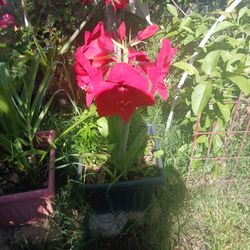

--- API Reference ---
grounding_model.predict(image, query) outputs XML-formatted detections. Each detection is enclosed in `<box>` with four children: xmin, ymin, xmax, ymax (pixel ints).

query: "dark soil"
<box><xmin>0</xmin><ymin>161</ymin><xmax>48</xmax><ymax>196</ymax></box>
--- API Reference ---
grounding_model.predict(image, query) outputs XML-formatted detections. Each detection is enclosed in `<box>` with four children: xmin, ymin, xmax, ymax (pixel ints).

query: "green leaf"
<box><xmin>191</xmin><ymin>82</ymin><xmax>213</xmax><ymax>116</ymax></box>
<box><xmin>25</xmin><ymin>54</ymin><xmax>40</xmax><ymax>105</ymax></box>
<box><xmin>195</xmin><ymin>23</ymin><xmax>208</xmax><ymax>37</ymax></box>
<box><xmin>214</xmin><ymin>21</ymin><xmax>237</xmax><ymax>33</ymax></box>
<box><xmin>0</xmin><ymin>65</ymin><xmax>19</xmax><ymax>136</ymax></box>
<box><xmin>31</xmin><ymin>67</ymin><xmax>54</xmax><ymax>122</ymax></box>
<box><xmin>173</xmin><ymin>62</ymin><xmax>198</xmax><ymax>75</ymax></box>
<box><xmin>217</xmin><ymin>102</ymin><xmax>231</xmax><ymax>122</ymax></box>
<box><xmin>55</xmin><ymin>110</ymin><xmax>95</xmax><ymax>143</ymax></box>
<box><xmin>107</xmin><ymin>116</ymin><xmax>122</xmax><ymax>145</ymax></box>
<box><xmin>213</xmin><ymin>163</ymin><xmax>220</xmax><ymax>178</ymax></box>
<box><xmin>183</xmin><ymin>35</ymin><xmax>196</xmax><ymax>45</ymax></box>
<box><xmin>124</xmin><ymin>127</ymin><xmax>147</xmax><ymax>170</ymax></box>
<box><xmin>167</xmin><ymin>4</ymin><xmax>178</xmax><ymax>17</ymax></box>
<box><xmin>180</xmin><ymin>17</ymin><xmax>192</xmax><ymax>28</ymax></box>
<box><xmin>237</xmin><ymin>6</ymin><xmax>250</xmax><ymax>23</ymax></box>
<box><xmin>212</xmin><ymin>135</ymin><xmax>223</xmax><ymax>154</ymax></box>
<box><xmin>226</xmin><ymin>37</ymin><xmax>241</xmax><ymax>48</ymax></box>
<box><xmin>0</xmin><ymin>133</ymin><xmax>12</xmax><ymax>153</ymax></box>
<box><xmin>0</xmin><ymin>62</ymin><xmax>13</xmax><ymax>90</ymax></box>
<box><xmin>191</xmin><ymin>159</ymin><xmax>202</xmax><ymax>170</ymax></box>
<box><xmin>0</xmin><ymin>43</ymin><xmax>7</xmax><ymax>48</ymax></box>
<box><xmin>215</xmin><ymin>118</ymin><xmax>224</xmax><ymax>132</ymax></box>
<box><xmin>196</xmin><ymin>135</ymin><xmax>207</xmax><ymax>144</ymax></box>
<box><xmin>205</xmin><ymin>115</ymin><xmax>211</xmax><ymax>128</ymax></box>
<box><xmin>180</xmin><ymin>26</ymin><xmax>194</xmax><ymax>34</ymax></box>
<box><xmin>201</xmin><ymin>50</ymin><xmax>221</xmax><ymax>75</ymax></box>
<box><xmin>33</xmin><ymin>93</ymin><xmax>55</xmax><ymax>136</ymax></box>
<box><xmin>220</xmin><ymin>50</ymin><xmax>233</xmax><ymax>62</ymax></box>
<box><xmin>153</xmin><ymin>150</ymin><xmax>164</xmax><ymax>159</ymax></box>
<box><xmin>228</xmin><ymin>76</ymin><xmax>250</xmax><ymax>95</ymax></box>
<box><xmin>97</xmin><ymin>117</ymin><xmax>109</xmax><ymax>138</ymax></box>
<box><xmin>164</xmin><ymin>31</ymin><xmax>179</xmax><ymax>38</ymax></box>
<box><xmin>102</xmin><ymin>166</ymin><xmax>116</xmax><ymax>180</ymax></box>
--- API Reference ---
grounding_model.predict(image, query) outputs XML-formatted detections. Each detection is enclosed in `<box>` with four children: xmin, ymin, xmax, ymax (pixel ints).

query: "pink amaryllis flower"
<box><xmin>147</xmin><ymin>38</ymin><xmax>176</xmax><ymax>100</ymax></box>
<box><xmin>95</xmin><ymin>63</ymin><xmax>155</xmax><ymax>122</ymax></box>
<box><xmin>135</xmin><ymin>24</ymin><xmax>159</xmax><ymax>41</ymax></box>
<box><xmin>0</xmin><ymin>0</ymin><xmax>6</xmax><ymax>5</ymax></box>
<box><xmin>82</xmin><ymin>21</ymin><xmax>115</xmax><ymax>72</ymax></box>
<box><xmin>74</xmin><ymin>47</ymin><xmax>102</xmax><ymax>107</ymax></box>
<box><xmin>0</xmin><ymin>13</ymin><xmax>15</xmax><ymax>29</ymax></box>
<box><xmin>105</xmin><ymin>0</ymin><xmax>128</xmax><ymax>12</ymax></box>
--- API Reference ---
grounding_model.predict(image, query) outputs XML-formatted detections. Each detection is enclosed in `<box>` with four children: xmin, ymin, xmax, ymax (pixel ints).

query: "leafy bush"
<box><xmin>147</xmin><ymin>1</ymin><xmax>250</xmax><ymax>167</ymax></box>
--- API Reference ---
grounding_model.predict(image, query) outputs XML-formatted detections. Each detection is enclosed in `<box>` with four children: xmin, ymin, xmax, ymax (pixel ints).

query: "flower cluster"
<box><xmin>74</xmin><ymin>21</ymin><xmax>176</xmax><ymax>122</ymax></box>
<box><xmin>0</xmin><ymin>13</ymin><xmax>14</xmax><ymax>29</ymax></box>
<box><xmin>0</xmin><ymin>1</ymin><xmax>15</xmax><ymax>29</ymax></box>
<box><xmin>82</xmin><ymin>0</ymin><xmax>128</xmax><ymax>12</ymax></box>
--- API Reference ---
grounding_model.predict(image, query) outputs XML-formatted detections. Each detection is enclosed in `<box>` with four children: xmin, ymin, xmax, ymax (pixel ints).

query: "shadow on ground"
<box><xmin>1</xmin><ymin>167</ymin><xmax>186</xmax><ymax>250</ymax></box>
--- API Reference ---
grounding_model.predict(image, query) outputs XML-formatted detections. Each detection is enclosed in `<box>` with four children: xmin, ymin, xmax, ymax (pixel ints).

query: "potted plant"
<box><xmin>0</xmin><ymin>52</ymin><xmax>57</xmax><ymax>228</ymax></box>
<box><xmin>72</xmin><ymin>16</ymin><xmax>176</xmax><ymax>214</ymax></box>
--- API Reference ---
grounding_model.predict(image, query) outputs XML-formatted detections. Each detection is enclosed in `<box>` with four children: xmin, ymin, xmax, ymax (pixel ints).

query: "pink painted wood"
<box><xmin>0</xmin><ymin>130</ymin><xmax>56</xmax><ymax>228</ymax></box>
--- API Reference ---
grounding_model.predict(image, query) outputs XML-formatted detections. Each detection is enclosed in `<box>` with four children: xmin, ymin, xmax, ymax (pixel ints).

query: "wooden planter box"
<box><xmin>0</xmin><ymin>130</ymin><xmax>56</xmax><ymax>228</ymax></box>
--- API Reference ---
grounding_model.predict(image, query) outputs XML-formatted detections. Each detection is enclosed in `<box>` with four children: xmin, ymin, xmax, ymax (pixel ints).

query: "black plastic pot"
<box><xmin>80</xmin><ymin>124</ymin><xmax>165</xmax><ymax>214</ymax></box>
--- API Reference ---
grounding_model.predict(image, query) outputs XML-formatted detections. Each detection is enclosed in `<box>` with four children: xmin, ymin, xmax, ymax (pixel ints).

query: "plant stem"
<box><xmin>118</xmin><ymin>119</ymin><xmax>130</xmax><ymax>161</ymax></box>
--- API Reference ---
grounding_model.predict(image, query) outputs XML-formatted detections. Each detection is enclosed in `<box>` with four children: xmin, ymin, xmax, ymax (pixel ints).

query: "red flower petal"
<box><xmin>82</xmin><ymin>22</ymin><xmax>115</xmax><ymax>72</ymax></box>
<box><xmin>95</xmin><ymin>63</ymin><xmax>154</xmax><ymax>122</ymax></box>
<box><xmin>74</xmin><ymin>47</ymin><xmax>102</xmax><ymax>106</ymax></box>
<box><xmin>156</xmin><ymin>38</ymin><xmax>176</xmax><ymax>75</ymax></box>
<box><xmin>96</xmin><ymin>82</ymin><xmax>154</xmax><ymax>122</ymax></box>
<box><xmin>129</xmin><ymin>49</ymin><xmax>151</xmax><ymax>63</ymax></box>
<box><xmin>146</xmin><ymin>39</ymin><xmax>176</xmax><ymax>100</ymax></box>
<box><xmin>147</xmin><ymin>66</ymin><xmax>168</xmax><ymax>100</ymax></box>
<box><xmin>118</xmin><ymin>21</ymin><xmax>126</xmax><ymax>40</ymax></box>
<box><xmin>136</xmin><ymin>24</ymin><xmax>159</xmax><ymax>41</ymax></box>
<box><xmin>129</xmin><ymin>48</ymin><xmax>153</xmax><ymax>74</ymax></box>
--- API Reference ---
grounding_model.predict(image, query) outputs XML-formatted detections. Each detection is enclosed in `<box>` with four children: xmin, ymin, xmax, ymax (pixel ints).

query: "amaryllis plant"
<box><xmin>74</xmin><ymin>21</ymin><xmax>176</xmax><ymax>176</ymax></box>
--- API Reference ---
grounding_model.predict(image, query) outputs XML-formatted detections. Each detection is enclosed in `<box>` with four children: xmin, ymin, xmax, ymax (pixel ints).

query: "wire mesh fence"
<box><xmin>188</xmin><ymin>94</ymin><xmax>250</xmax><ymax>182</ymax></box>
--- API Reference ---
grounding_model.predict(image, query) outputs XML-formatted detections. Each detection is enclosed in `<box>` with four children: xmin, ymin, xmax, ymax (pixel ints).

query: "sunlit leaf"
<box><xmin>228</xmin><ymin>76</ymin><xmax>250</xmax><ymax>95</ymax></box>
<box><xmin>196</xmin><ymin>135</ymin><xmax>207</xmax><ymax>144</ymax></box>
<box><xmin>200</xmin><ymin>50</ymin><xmax>221</xmax><ymax>75</ymax></box>
<box><xmin>191</xmin><ymin>82</ymin><xmax>213</xmax><ymax>116</ymax></box>
<box><xmin>214</xmin><ymin>21</ymin><xmax>237</xmax><ymax>33</ymax></box>
<box><xmin>173</xmin><ymin>62</ymin><xmax>198</xmax><ymax>75</ymax></box>
<box><xmin>217</xmin><ymin>102</ymin><xmax>231</xmax><ymax>123</ymax></box>
<box><xmin>167</xmin><ymin>4</ymin><xmax>178</xmax><ymax>17</ymax></box>
<box><xmin>97</xmin><ymin>117</ymin><xmax>109</xmax><ymax>138</ymax></box>
<box><xmin>195</xmin><ymin>24</ymin><xmax>208</xmax><ymax>37</ymax></box>
<box><xmin>212</xmin><ymin>135</ymin><xmax>223</xmax><ymax>154</ymax></box>
<box><xmin>153</xmin><ymin>149</ymin><xmax>164</xmax><ymax>158</ymax></box>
